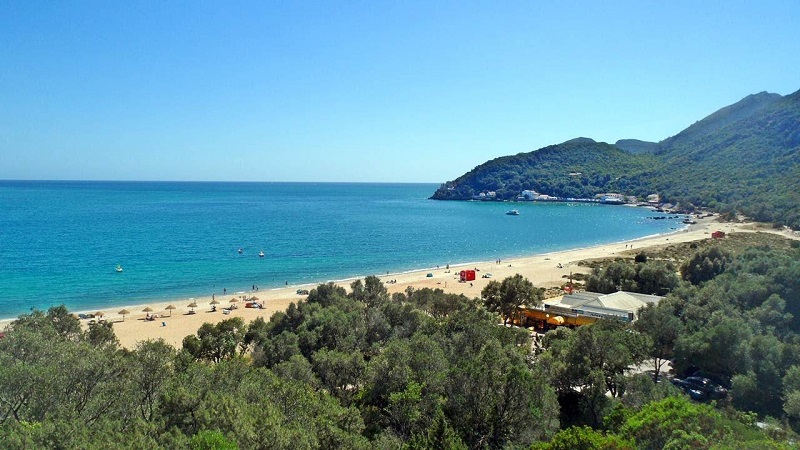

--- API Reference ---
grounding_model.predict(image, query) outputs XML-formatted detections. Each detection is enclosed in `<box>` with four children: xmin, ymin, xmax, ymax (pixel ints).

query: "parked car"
<box><xmin>671</xmin><ymin>376</ymin><xmax>728</xmax><ymax>401</ymax></box>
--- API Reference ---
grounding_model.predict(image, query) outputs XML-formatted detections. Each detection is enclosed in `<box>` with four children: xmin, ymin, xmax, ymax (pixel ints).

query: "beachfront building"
<box><xmin>598</xmin><ymin>193</ymin><xmax>627</xmax><ymax>204</ymax></box>
<box><xmin>518</xmin><ymin>190</ymin><xmax>559</xmax><ymax>202</ymax></box>
<box><xmin>520</xmin><ymin>291</ymin><xmax>664</xmax><ymax>330</ymax></box>
<box><xmin>472</xmin><ymin>191</ymin><xmax>497</xmax><ymax>201</ymax></box>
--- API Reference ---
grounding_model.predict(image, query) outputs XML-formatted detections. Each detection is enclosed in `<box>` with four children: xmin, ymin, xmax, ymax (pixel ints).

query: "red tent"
<box><xmin>460</xmin><ymin>270</ymin><xmax>476</xmax><ymax>281</ymax></box>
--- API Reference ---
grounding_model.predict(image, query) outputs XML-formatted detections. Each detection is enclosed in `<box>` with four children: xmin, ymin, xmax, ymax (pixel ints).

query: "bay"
<box><xmin>0</xmin><ymin>181</ymin><xmax>682</xmax><ymax>319</ymax></box>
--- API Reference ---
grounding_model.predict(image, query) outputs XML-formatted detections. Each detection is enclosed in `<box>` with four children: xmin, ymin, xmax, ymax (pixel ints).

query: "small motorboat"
<box><xmin>238</xmin><ymin>248</ymin><xmax>243</xmax><ymax>254</ymax></box>
<box><xmin>506</xmin><ymin>209</ymin><xmax>520</xmax><ymax>216</ymax></box>
<box><xmin>116</xmin><ymin>265</ymin><xmax>123</xmax><ymax>273</ymax></box>
<box><xmin>259</xmin><ymin>251</ymin><xmax>265</xmax><ymax>258</ymax></box>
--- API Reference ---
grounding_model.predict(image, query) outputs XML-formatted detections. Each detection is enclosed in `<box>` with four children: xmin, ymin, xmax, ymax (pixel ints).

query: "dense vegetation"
<box><xmin>432</xmin><ymin>89</ymin><xmax>800</xmax><ymax>228</ymax></box>
<box><xmin>430</xmin><ymin>138</ymin><xmax>659</xmax><ymax>201</ymax></box>
<box><xmin>2</xmin><ymin>234</ymin><xmax>799</xmax><ymax>448</ymax></box>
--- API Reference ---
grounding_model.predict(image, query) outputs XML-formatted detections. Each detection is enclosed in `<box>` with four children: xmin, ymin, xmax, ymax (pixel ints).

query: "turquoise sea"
<box><xmin>0</xmin><ymin>181</ymin><xmax>684</xmax><ymax>319</ymax></box>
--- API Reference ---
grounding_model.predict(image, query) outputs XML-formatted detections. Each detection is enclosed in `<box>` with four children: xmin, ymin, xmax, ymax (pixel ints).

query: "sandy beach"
<box><xmin>3</xmin><ymin>215</ymin><xmax>795</xmax><ymax>349</ymax></box>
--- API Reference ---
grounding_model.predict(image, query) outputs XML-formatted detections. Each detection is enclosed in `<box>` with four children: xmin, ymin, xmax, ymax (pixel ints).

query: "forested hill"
<box><xmin>652</xmin><ymin>89</ymin><xmax>800</xmax><ymax>226</ymax></box>
<box><xmin>658</xmin><ymin>91</ymin><xmax>782</xmax><ymax>151</ymax></box>
<box><xmin>430</xmin><ymin>139</ymin><xmax>659</xmax><ymax>201</ymax></box>
<box><xmin>430</xmin><ymin>88</ymin><xmax>800</xmax><ymax>228</ymax></box>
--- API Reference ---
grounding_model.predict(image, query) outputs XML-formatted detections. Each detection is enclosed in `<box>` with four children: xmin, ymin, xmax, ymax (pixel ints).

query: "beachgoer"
<box><xmin>223</xmin><ymin>288</ymin><xmax>226</xmax><ymax>294</ymax></box>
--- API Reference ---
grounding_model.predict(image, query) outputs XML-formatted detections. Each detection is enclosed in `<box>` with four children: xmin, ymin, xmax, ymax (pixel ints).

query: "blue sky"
<box><xmin>1</xmin><ymin>1</ymin><xmax>798</xmax><ymax>182</ymax></box>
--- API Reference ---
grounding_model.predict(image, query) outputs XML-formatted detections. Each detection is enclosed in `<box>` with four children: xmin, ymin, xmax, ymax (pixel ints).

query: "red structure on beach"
<box><xmin>712</xmin><ymin>230</ymin><xmax>726</xmax><ymax>239</ymax></box>
<box><xmin>460</xmin><ymin>270</ymin><xmax>476</xmax><ymax>282</ymax></box>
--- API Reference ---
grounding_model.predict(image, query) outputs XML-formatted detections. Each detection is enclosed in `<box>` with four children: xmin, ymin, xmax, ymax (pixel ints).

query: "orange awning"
<box><xmin>547</xmin><ymin>315</ymin><xmax>565</xmax><ymax>325</ymax></box>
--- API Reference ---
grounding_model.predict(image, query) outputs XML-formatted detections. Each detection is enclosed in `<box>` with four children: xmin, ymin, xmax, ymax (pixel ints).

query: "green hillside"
<box><xmin>651</xmin><ymin>89</ymin><xmax>800</xmax><ymax>225</ymax></box>
<box><xmin>431</xmin><ymin>138</ymin><xmax>658</xmax><ymax>201</ymax></box>
<box><xmin>431</xmin><ymin>89</ymin><xmax>800</xmax><ymax>228</ymax></box>
<box><xmin>658</xmin><ymin>91</ymin><xmax>782</xmax><ymax>151</ymax></box>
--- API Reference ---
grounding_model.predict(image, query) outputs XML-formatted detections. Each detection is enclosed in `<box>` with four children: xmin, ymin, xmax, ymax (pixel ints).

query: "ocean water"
<box><xmin>0</xmin><ymin>181</ymin><xmax>683</xmax><ymax>319</ymax></box>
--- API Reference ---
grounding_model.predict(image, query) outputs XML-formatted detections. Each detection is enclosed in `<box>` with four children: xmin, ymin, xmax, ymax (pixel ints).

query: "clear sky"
<box><xmin>1</xmin><ymin>1</ymin><xmax>798</xmax><ymax>183</ymax></box>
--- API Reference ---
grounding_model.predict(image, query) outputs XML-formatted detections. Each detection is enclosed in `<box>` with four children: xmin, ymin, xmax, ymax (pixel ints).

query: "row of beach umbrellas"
<box><xmin>106</xmin><ymin>297</ymin><xmax>253</xmax><ymax>321</ymax></box>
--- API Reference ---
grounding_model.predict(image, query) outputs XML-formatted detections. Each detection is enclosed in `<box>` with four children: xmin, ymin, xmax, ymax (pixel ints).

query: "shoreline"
<box><xmin>0</xmin><ymin>222</ymin><xmax>689</xmax><ymax>319</ymax></box>
<box><xmin>3</xmin><ymin>215</ymin><xmax>794</xmax><ymax>349</ymax></box>
<box><xmin>0</xmin><ymin>216</ymin><xmax>688</xmax><ymax>322</ymax></box>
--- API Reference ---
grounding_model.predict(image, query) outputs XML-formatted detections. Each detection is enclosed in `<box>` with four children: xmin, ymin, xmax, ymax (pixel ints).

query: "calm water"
<box><xmin>0</xmin><ymin>181</ymin><xmax>682</xmax><ymax>318</ymax></box>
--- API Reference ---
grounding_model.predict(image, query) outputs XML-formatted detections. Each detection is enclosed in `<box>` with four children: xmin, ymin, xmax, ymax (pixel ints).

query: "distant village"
<box><xmin>472</xmin><ymin>189</ymin><xmax>665</xmax><ymax>207</ymax></box>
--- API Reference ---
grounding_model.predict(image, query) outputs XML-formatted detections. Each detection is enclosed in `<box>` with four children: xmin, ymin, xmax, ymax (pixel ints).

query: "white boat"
<box><xmin>259</xmin><ymin>251</ymin><xmax>265</xmax><ymax>258</ymax></box>
<box><xmin>506</xmin><ymin>209</ymin><xmax>520</xmax><ymax>216</ymax></box>
<box><xmin>238</xmin><ymin>248</ymin><xmax>243</xmax><ymax>254</ymax></box>
<box><xmin>116</xmin><ymin>265</ymin><xmax>123</xmax><ymax>273</ymax></box>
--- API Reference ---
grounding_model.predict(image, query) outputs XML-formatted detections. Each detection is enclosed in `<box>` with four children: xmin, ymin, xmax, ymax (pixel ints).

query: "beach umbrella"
<box><xmin>118</xmin><ymin>309</ymin><xmax>130</xmax><ymax>321</ymax></box>
<box><xmin>229</xmin><ymin>298</ymin><xmax>239</xmax><ymax>303</ymax></box>
<box><xmin>210</xmin><ymin>299</ymin><xmax>220</xmax><ymax>305</ymax></box>
<box><xmin>142</xmin><ymin>306</ymin><xmax>153</xmax><ymax>312</ymax></box>
<box><xmin>250</xmin><ymin>296</ymin><xmax>259</xmax><ymax>301</ymax></box>
<box><xmin>165</xmin><ymin>305</ymin><xmax>176</xmax><ymax>317</ymax></box>
<box><xmin>94</xmin><ymin>311</ymin><xmax>105</xmax><ymax>317</ymax></box>
<box><xmin>187</xmin><ymin>302</ymin><xmax>198</xmax><ymax>312</ymax></box>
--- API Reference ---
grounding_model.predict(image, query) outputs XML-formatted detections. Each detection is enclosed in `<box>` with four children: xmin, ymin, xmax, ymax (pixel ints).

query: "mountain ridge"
<box><xmin>431</xmin><ymin>89</ymin><xmax>800</xmax><ymax>228</ymax></box>
<box><xmin>658</xmin><ymin>91</ymin><xmax>782</xmax><ymax>152</ymax></box>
